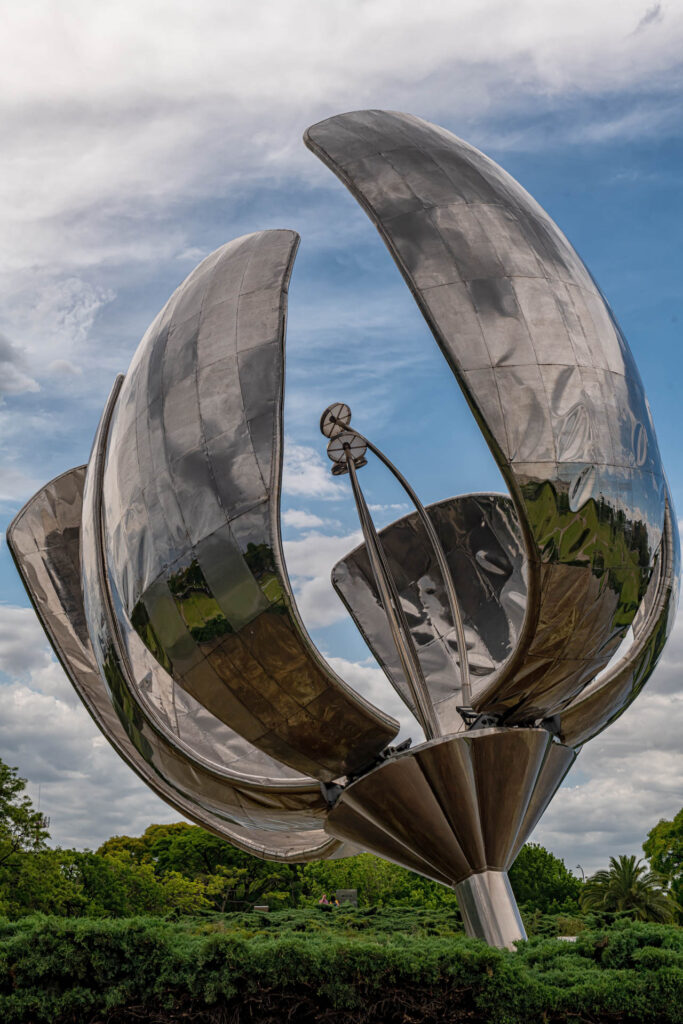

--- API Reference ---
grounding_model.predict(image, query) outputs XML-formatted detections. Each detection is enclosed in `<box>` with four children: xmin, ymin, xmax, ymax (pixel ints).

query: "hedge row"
<box><xmin>0</xmin><ymin>912</ymin><xmax>681</xmax><ymax>1023</ymax></box>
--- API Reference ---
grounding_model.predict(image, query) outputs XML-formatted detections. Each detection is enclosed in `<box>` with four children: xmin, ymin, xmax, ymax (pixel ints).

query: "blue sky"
<box><xmin>0</xmin><ymin>0</ymin><xmax>681</xmax><ymax>874</ymax></box>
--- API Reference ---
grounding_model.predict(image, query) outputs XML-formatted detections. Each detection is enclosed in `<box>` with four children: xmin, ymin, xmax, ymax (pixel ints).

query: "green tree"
<box><xmin>509</xmin><ymin>842</ymin><xmax>582</xmax><ymax>913</ymax></box>
<box><xmin>146</xmin><ymin>826</ymin><xmax>301</xmax><ymax>908</ymax></box>
<box><xmin>0</xmin><ymin>760</ymin><xmax>49</xmax><ymax>868</ymax></box>
<box><xmin>0</xmin><ymin>849</ymin><xmax>86</xmax><ymax>917</ymax></box>
<box><xmin>97</xmin><ymin>822</ymin><xmax>195</xmax><ymax>865</ymax></box>
<box><xmin>301</xmin><ymin>852</ymin><xmax>460</xmax><ymax>909</ymax></box>
<box><xmin>147</xmin><ymin>824</ymin><xmax>247</xmax><ymax>877</ymax></box>
<box><xmin>643</xmin><ymin>808</ymin><xmax>683</xmax><ymax>919</ymax></box>
<box><xmin>98</xmin><ymin>824</ymin><xmax>302</xmax><ymax>910</ymax></box>
<box><xmin>580</xmin><ymin>854</ymin><xmax>676</xmax><ymax>923</ymax></box>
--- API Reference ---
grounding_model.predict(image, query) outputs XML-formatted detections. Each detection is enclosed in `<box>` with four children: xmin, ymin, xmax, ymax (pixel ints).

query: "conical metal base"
<box><xmin>325</xmin><ymin>727</ymin><xmax>575</xmax><ymax>948</ymax></box>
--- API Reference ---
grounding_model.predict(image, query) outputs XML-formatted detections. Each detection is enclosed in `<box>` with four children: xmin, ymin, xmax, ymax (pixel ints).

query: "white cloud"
<box><xmin>48</xmin><ymin>359</ymin><xmax>82</xmax><ymax>377</ymax></box>
<box><xmin>294</xmin><ymin>575</ymin><xmax>349</xmax><ymax>629</ymax></box>
<box><xmin>0</xmin><ymin>0</ymin><xmax>678</xmax><ymax>418</ymax></box>
<box><xmin>1</xmin><ymin>277</ymin><xmax>115</xmax><ymax>370</ymax></box>
<box><xmin>1</xmin><ymin>2</ymin><xmax>680</xmax><ymax>114</ymax></box>
<box><xmin>0</xmin><ymin>605</ymin><xmax>57</xmax><ymax>678</ymax></box>
<box><xmin>283</xmin><ymin>529</ymin><xmax>361</xmax><ymax>579</ymax></box>
<box><xmin>282</xmin><ymin>443</ymin><xmax>346</xmax><ymax>501</ymax></box>
<box><xmin>282</xmin><ymin>508</ymin><xmax>327</xmax><ymax>529</ymax></box>
<box><xmin>0</xmin><ymin>465</ymin><xmax>43</xmax><ymax>507</ymax></box>
<box><xmin>0</xmin><ymin>332</ymin><xmax>39</xmax><ymax>398</ymax></box>
<box><xmin>635</xmin><ymin>3</ymin><xmax>664</xmax><ymax>33</ymax></box>
<box><xmin>0</xmin><ymin>606</ymin><xmax>179</xmax><ymax>847</ymax></box>
<box><xmin>0</xmin><ymin>1</ymin><xmax>680</xmax><ymax>291</ymax></box>
<box><xmin>0</xmin><ymin>680</ymin><xmax>180</xmax><ymax>849</ymax></box>
<box><xmin>368</xmin><ymin>503</ymin><xmax>409</xmax><ymax>513</ymax></box>
<box><xmin>284</xmin><ymin>528</ymin><xmax>362</xmax><ymax>627</ymax></box>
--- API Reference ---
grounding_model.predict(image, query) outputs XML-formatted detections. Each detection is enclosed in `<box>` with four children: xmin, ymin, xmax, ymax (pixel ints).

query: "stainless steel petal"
<box><xmin>332</xmin><ymin>493</ymin><xmax>527</xmax><ymax>733</ymax></box>
<box><xmin>7</xmin><ymin>467</ymin><xmax>345</xmax><ymax>861</ymax></box>
<box><xmin>82</xmin><ymin>377</ymin><xmax>334</xmax><ymax>827</ymax></box>
<box><xmin>560</xmin><ymin>488</ymin><xmax>680</xmax><ymax>748</ymax></box>
<box><xmin>305</xmin><ymin>110</ymin><xmax>667</xmax><ymax>724</ymax></box>
<box><xmin>96</xmin><ymin>230</ymin><xmax>397</xmax><ymax>781</ymax></box>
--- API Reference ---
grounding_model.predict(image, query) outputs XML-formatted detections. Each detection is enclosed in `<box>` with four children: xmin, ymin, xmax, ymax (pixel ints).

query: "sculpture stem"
<box><xmin>454</xmin><ymin>871</ymin><xmax>526</xmax><ymax>950</ymax></box>
<box><xmin>346</xmin><ymin>427</ymin><xmax>472</xmax><ymax>708</ymax></box>
<box><xmin>345</xmin><ymin>450</ymin><xmax>441</xmax><ymax>740</ymax></box>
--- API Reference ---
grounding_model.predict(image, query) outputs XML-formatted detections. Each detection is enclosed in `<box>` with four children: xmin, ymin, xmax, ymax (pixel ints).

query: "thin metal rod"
<box><xmin>345</xmin><ymin>450</ymin><xmax>441</xmax><ymax>740</ymax></box>
<box><xmin>344</xmin><ymin>426</ymin><xmax>472</xmax><ymax>707</ymax></box>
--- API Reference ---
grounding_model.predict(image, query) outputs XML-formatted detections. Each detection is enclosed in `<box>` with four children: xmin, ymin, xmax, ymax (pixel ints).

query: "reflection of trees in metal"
<box><xmin>244</xmin><ymin>544</ymin><xmax>284</xmax><ymax>605</ymax></box>
<box><xmin>167</xmin><ymin>560</ymin><xmax>233</xmax><ymax>644</ymax></box>
<box><xmin>7</xmin><ymin>110</ymin><xmax>679</xmax><ymax>949</ymax></box>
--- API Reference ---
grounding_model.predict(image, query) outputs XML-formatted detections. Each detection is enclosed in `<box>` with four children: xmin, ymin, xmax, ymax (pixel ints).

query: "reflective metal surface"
<box><xmin>455</xmin><ymin>871</ymin><xmax>526</xmax><ymax>950</ymax></box>
<box><xmin>7</xmin><ymin>110</ymin><xmax>678</xmax><ymax>950</ymax></box>
<box><xmin>305</xmin><ymin>110</ymin><xmax>668</xmax><ymax>725</ymax></box>
<box><xmin>6</xmin><ymin>467</ymin><xmax>345</xmax><ymax>861</ymax></box>
<box><xmin>333</xmin><ymin>494</ymin><xmax>527</xmax><ymax>734</ymax></box>
<box><xmin>345</xmin><ymin>448</ymin><xmax>441</xmax><ymax>739</ymax></box>
<box><xmin>560</xmin><ymin>488</ymin><xmax>680</xmax><ymax>747</ymax></box>
<box><xmin>93</xmin><ymin>230</ymin><xmax>397</xmax><ymax>782</ymax></box>
<box><xmin>326</xmin><ymin>728</ymin><xmax>574</xmax><ymax>881</ymax></box>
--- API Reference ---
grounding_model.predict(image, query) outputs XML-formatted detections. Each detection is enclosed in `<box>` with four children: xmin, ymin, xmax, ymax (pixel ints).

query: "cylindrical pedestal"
<box><xmin>455</xmin><ymin>870</ymin><xmax>526</xmax><ymax>950</ymax></box>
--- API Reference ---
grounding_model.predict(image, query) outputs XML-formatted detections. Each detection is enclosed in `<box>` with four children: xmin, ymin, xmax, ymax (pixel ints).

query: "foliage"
<box><xmin>520</xmin><ymin>907</ymin><xmax>589</xmax><ymax>938</ymax></box>
<box><xmin>300</xmin><ymin>851</ymin><xmax>461</xmax><ymax>910</ymax></box>
<box><xmin>0</xmin><ymin>912</ymin><xmax>681</xmax><ymax>1023</ymax></box>
<box><xmin>0</xmin><ymin>756</ymin><xmax>680</xmax><ymax>1020</ymax></box>
<box><xmin>100</xmin><ymin>822</ymin><xmax>304</xmax><ymax>910</ymax></box>
<box><xmin>509</xmin><ymin>842</ymin><xmax>582</xmax><ymax>914</ymax></box>
<box><xmin>0</xmin><ymin>848</ymin><xmax>211</xmax><ymax>919</ymax></box>
<box><xmin>644</xmin><ymin>808</ymin><xmax>683</xmax><ymax>921</ymax></box>
<box><xmin>580</xmin><ymin>855</ymin><xmax>676</xmax><ymax>923</ymax></box>
<box><xmin>0</xmin><ymin>762</ymin><xmax>49</xmax><ymax>870</ymax></box>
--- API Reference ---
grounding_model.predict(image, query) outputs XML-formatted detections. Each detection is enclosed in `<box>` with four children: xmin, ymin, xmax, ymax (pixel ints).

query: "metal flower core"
<box><xmin>7</xmin><ymin>110</ymin><xmax>680</xmax><ymax>949</ymax></box>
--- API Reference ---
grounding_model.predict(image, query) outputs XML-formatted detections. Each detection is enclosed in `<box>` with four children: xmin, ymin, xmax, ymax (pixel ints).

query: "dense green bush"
<box><xmin>0</xmin><ymin>911</ymin><xmax>680</xmax><ymax>1023</ymax></box>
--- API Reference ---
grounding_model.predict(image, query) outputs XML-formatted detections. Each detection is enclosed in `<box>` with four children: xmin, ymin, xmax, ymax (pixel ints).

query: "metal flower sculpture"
<box><xmin>8</xmin><ymin>111</ymin><xmax>679</xmax><ymax>949</ymax></box>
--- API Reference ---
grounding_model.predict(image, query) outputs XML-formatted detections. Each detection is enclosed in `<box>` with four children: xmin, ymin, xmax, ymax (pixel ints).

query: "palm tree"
<box><xmin>580</xmin><ymin>854</ymin><xmax>676</xmax><ymax>923</ymax></box>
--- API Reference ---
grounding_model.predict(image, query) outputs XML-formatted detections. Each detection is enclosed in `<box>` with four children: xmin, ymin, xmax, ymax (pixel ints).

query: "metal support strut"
<box><xmin>345</xmin><ymin>448</ymin><xmax>441</xmax><ymax>739</ymax></box>
<box><xmin>321</xmin><ymin>403</ymin><xmax>472</xmax><ymax>711</ymax></box>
